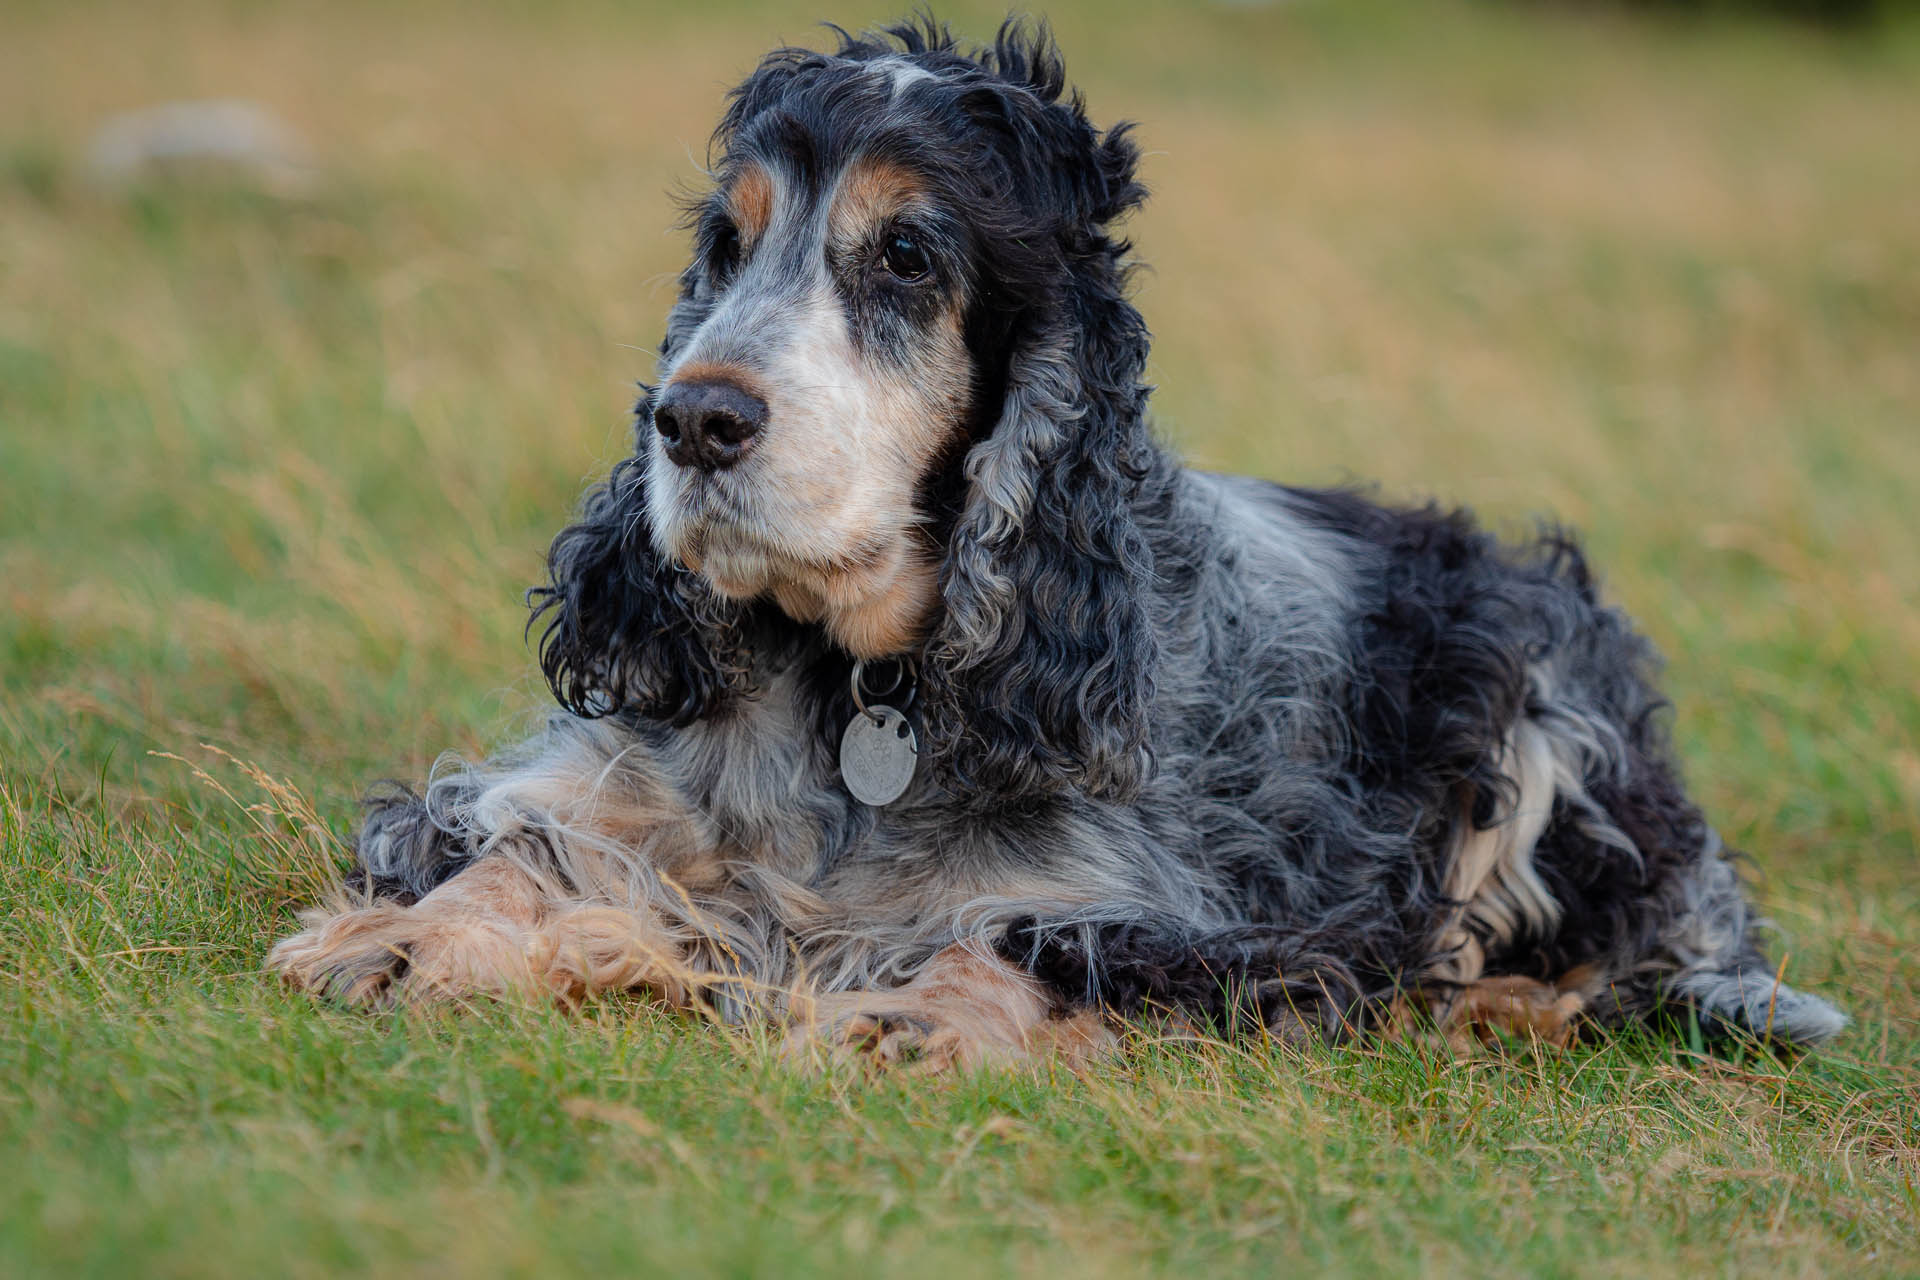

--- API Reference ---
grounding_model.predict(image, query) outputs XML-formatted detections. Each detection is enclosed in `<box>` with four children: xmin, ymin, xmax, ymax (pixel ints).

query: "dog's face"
<box><xmin>645</xmin><ymin>58</ymin><xmax>992</xmax><ymax>659</ymax></box>
<box><xmin>537</xmin><ymin>23</ymin><xmax>1158</xmax><ymax>797</ymax></box>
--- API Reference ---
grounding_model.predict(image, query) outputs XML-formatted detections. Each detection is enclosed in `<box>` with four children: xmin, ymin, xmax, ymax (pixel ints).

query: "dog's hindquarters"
<box><xmin>1086</xmin><ymin>483</ymin><xmax>1852</xmax><ymax>1049</ymax></box>
<box><xmin>1411</xmin><ymin>538</ymin><xmax>1848</xmax><ymax>1048</ymax></box>
<box><xmin>1525</xmin><ymin>730</ymin><xmax>1849</xmax><ymax>1046</ymax></box>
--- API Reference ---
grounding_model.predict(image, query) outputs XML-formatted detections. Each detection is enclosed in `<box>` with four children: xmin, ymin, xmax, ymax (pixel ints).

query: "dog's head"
<box><xmin>533</xmin><ymin>19</ymin><xmax>1158</xmax><ymax>800</ymax></box>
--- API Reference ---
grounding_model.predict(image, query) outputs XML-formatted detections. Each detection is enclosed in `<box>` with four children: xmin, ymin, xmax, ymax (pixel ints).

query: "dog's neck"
<box><xmin>764</xmin><ymin>536</ymin><xmax>942</xmax><ymax>660</ymax></box>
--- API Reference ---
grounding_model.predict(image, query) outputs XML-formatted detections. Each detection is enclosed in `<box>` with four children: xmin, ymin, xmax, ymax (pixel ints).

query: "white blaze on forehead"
<box><xmin>874</xmin><ymin>57</ymin><xmax>935</xmax><ymax>99</ymax></box>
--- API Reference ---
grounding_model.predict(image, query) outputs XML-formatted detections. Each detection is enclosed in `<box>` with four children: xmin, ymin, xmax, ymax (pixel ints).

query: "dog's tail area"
<box><xmin>1650</xmin><ymin>849</ymin><xmax>1849</xmax><ymax>1048</ymax></box>
<box><xmin>1672</xmin><ymin>964</ymin><xmax>1850</xmax><ymax>1047</ymax></box>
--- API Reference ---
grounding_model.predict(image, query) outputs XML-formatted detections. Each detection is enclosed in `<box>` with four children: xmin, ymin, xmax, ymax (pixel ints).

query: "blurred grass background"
<box><xmin>2</xmin><ymin>1</ymin><xmax>1916</xmax><ymax>1276</ymax></box>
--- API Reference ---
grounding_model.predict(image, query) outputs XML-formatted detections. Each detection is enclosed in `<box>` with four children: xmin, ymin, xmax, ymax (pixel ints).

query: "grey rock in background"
<box><xmin>86</xmin><ymin>99</ymin><xmax>316</xmax><ymax>194</ymax></box>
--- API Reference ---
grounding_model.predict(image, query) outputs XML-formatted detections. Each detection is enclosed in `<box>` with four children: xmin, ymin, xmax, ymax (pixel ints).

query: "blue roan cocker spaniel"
<box><xmin>272</xmin><ymin>19</ymin><xmax>1847</xmax><ymax>1067</ymax></box>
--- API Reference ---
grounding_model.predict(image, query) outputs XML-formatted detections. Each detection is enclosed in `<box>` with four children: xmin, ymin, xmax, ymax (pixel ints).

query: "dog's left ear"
<box><xmin>923</xmin><ymin>49</ymin><xmax>1158</xmax><ymax>803</ymax></box>
<box><xmin>528</xmin><ymin>388</ymin><xmax>749</xmax><ymax>726</ymax></box>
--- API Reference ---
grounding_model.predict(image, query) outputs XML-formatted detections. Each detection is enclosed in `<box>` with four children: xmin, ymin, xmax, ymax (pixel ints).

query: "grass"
<box><xmin>2</xmin><ymin>0</ymin><xmax>1917</xmax><ymax>1274</ymax></box>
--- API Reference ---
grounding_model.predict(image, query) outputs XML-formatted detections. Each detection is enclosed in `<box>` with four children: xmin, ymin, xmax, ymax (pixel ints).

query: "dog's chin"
<box><xmin>669</xmin><ymin>523</ymin><xmax>939</xmax><ymax>660</ymax></box>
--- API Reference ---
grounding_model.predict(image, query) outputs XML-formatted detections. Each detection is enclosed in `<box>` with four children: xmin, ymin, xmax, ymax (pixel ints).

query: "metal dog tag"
<box><xmin>840</xmin><ymin>705</ymin><xmax>918</xmax><ymax>807</ymax></box>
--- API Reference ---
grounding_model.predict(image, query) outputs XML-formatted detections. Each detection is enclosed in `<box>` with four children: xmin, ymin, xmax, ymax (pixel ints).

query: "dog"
<box><xmin>270</xmin><ymin>19</ymin><xmax>1847</xmax><ymax>1068</ymax></box>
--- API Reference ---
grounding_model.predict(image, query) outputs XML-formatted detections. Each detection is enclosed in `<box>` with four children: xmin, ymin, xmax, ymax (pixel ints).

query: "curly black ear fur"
<box><xmin>528</xmin><ymin>389</ymin><xmax>749</xmax><ymax>726</ymax></box>
<box><xmin>922</xmin><ymin>26</ymin><xmax>1159</xmax><ymax>804</ymax></box>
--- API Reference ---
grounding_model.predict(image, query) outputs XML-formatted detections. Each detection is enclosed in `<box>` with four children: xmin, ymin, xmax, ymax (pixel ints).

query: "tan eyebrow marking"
<box><xmin>827</xmin><ymin>158</ymin><xmax>926</xmax><ymax>247</ymax></box>
<box><xmin>726</xmin><ymin>164</ymin><xmax>774</xmax><ymax>245</ymax></box>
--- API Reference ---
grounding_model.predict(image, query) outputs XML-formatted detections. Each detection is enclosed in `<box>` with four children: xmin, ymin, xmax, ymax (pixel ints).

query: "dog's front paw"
<box><xmin>269</xmin><ymin>904</ymin><xmax>538</xmax><ymax>1007</ymax></box>
<box><xmin>269</xmin><ymin>905</ymin><xmax>416</xmax><ymax>1006</ymax></box>
<box><xmin>784</xmin><ymin>995</ymin><xmax>1000</xmax><ymax>1073</ymax></box>
<box><xmin>783</xmin><ymin>986</ymin><xmax>1115</xmax><ymax>1075</ymax></box>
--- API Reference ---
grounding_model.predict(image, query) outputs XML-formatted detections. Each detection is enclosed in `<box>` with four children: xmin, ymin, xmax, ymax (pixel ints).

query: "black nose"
<box><xmin>652</xmin><ymin>378</ymin><xmax>768</xmax><ymax>471</ymax></box>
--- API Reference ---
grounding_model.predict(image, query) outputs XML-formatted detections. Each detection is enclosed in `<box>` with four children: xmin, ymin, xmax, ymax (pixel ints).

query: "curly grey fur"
<box><xmin>340</xmin><ymin>18</ymin><xmax>1846</xmax><ymax>1050</ymax></box>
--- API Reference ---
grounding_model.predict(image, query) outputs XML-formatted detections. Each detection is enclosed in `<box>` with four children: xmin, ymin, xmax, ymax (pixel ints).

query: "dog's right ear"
<box><xmin>528</xmin><ymin>388</ymin><xmax>748</xmax><ymax>726</ymax></box>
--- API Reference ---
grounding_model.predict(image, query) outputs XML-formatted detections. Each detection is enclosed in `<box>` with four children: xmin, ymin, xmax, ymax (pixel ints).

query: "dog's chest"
<box><xmin>668</xmin><ymin>677</ymin><xmax>863</xmax><ymax>876</ymax></box>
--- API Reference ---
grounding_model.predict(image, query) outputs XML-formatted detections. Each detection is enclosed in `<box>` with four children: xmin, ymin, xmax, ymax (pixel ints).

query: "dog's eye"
<box><xmin>881</xmin><ymin>234</ymin><xmax>930</xmax><ymax>282</ymax></box>
<box><xmin>710</xmin><ymin>223</ymin><xmax>742</xmax><ymax>280</ymax></box>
